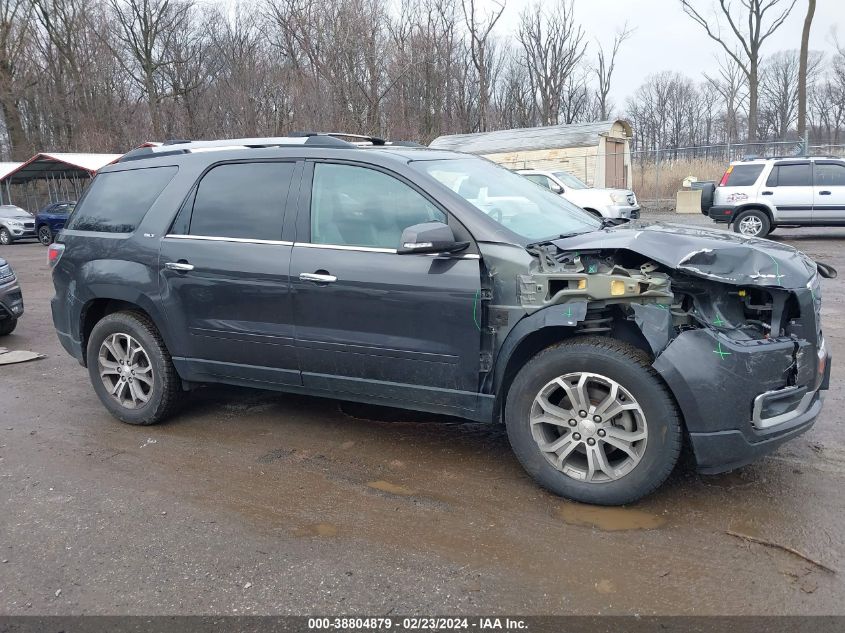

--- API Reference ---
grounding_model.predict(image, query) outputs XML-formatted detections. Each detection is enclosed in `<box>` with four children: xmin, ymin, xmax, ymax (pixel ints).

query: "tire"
<box><xmin>732</xmin><ymin>209</ymin><xmax>771</xmax><ymax>238</ymax></box>
<box><xmin>0</xmin><ymin>318</ymin><xmax>17</xmax><ymax>336</ymax></box>
<box><xmin>504</xmin><ymin>336</ymin><xmax>682</xmax><ymax>506</ymax></box>
<box><xmin>86</xmin><ymin>311</ymin><xmax>182</xmax><ymax>425</ymax></box>
<box><xmin>0</xmin><ymin>228</ymin><xmax>12</xmax><ymax>245</ymax></box>
<box><xmin>38</xmin><ymin>225</ymin><xmax>53</xmax><ymax>245</ymax></box>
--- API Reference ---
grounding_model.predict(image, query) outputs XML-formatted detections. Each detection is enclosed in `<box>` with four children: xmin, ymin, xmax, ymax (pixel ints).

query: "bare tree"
<box><xmin>461</xmin><ymin>0</ymin><xmax>504</xmax><ymax>132</ymax></box>
<box><xmin>108</xmin><ymin>0</ymin><xmax>196</xmax><ymax>139</ymax></box>
<box><xmin>516</xmin><ymin>0</ymin><xmax>586</xmax><ymax>126</ymax></box>
<box><xmin>0</xmin><ymin>0</ymin><xmax>31</xmax><ymax>158</ymax></box>
<box><xmin>593</xmin><ymin>23</ymin><xmax>633</xmax><ymax>120</ymax></box>
<box><xmin>704</xmin><ymin>55</ymin><xmax>748</xmax><ymax>143</ymax></box>
<box><xmin>797</xmin><ymin>0</ymin><xmax>815</xmax><ymax>140</ymax></box>
<box><xmin>680</xmin><ymin>0</ymin><xmax>797</xmax><ymax>142</ymax></box>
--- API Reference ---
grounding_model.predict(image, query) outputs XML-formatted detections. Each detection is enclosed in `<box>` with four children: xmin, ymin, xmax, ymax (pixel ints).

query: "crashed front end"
<box><xmin>520</xmin><ymin>224</ymin><xmax>831</xmax><ymax>474</ymax></box>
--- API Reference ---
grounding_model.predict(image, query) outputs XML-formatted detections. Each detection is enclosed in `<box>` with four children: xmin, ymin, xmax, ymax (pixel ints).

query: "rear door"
<box><xmin>289</xmin><ymin>160</ymin><xmax>482</xmax><ymax>414</ymax></box>
<box><xmin>159</xmin><ymin>160</ymin><xmax>301</xmax><ymax>385</ymax></box>
<box><xmin>762</xmin><ymin>161</ymin><xmax>813</xmax><ymax>223</ymax></box>
<box><xmin>812</xmin><ymin>161</ymin><xmax>845</xmax><ymax>224</ymax></box>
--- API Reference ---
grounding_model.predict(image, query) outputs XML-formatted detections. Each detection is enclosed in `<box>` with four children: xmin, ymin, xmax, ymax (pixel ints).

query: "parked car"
<box><xmin>35</xmin><ymin>201</ymin><xmax>76</xmax><ymax>245</ymax></box>
<box><xmin>0</xmin><ymin>205</ymin><xmax>36</xmax><ymax>245</ymax></box>
<box><xmin>0</xmin><ymin>257</ymin><xmax>23</xmax><ymax>335</ymax></box>
<box><xmin>516</xmin><ymin>168</ymin><xmax>640</xmax><ymax>220</ymax></box>
<box><xmin>702</xmin><ymin>156</ymin><xmax>845</xmax><ymax>237</ymax></box>
<box><xmin>49</xmin><ymin>134</ymin><xmax>833</xmax><ymax>505</ymax></box>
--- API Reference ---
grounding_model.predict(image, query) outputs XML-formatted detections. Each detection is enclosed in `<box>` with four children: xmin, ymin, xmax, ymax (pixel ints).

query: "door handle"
<box><xmin>819</xmin><ymin>190</ymin><xmax>832</xmax><ymax>195</ymax></box>
<box><xmin>299</xmin><ymin>272</ymin><xmax>337</xmax><ymax>283</ymax></box>
<box><xmin>165</xmin><ymin>261</ymin><xmax>194</xmax><ymax>272</ymax></box>
<box><xmin>762</xmin><ymin>191</ymin><xmax>773</xmax><ymax>195</ymax></box>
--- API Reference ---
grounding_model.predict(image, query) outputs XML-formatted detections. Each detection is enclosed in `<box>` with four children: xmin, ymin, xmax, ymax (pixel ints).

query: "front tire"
<box><xmin>505</xmin><ymin>336</ymin><xmax>682</xmax><ymax>505</ymax></box>
<box><xmin>0</xmin><ymin>318</ymin><xmax>17</xmax><ymax>336</ymax></box>
<box><xmin>0</xmin><ymin>228</ymin><xmax>12</xmax><ymax>245</ymax></box>
<box><xmin>38</xmin><ymin>225</ymin><xmax>53</xmax><ymax>245</ymax></box>
<box><xmin>732</xmin><ymin>209</ymin><xmax>770</xmax><ymax>237</ymax></box>
<box><xmin>86</xmin><ymin>311</ymin><xmax>182</xmax><ymax>425</ymax></box>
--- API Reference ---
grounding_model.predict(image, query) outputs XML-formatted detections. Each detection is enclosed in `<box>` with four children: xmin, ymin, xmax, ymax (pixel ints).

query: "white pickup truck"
<box><xmin>517</xmin><ymin>169</ymin><xmax>640</xmax><ymax>220</ymax></box>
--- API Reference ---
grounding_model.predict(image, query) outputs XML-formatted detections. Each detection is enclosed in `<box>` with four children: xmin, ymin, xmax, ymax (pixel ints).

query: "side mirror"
<box><xmin>397</xmin><ymin>221</ymin><xmax>470</xmax><ymax>255</ymax></box>
<box><xmin>550</xmin><ymin>181</ymin><xmax>564</xmax><ymax>194</ymax></box>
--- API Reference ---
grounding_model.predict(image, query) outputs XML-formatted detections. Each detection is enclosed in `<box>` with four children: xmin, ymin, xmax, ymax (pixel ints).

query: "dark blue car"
<box><xmin>35</xmin><ymin>201</ymin><xmax>76</xmax><ymax>245</ymax></box>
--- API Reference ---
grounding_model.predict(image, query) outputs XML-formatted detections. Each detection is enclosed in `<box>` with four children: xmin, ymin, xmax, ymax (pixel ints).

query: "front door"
<box><xmin>290</xmin><ymin>161</ymin><xmax>482</xmax><ymax>413</ymax></box>
<box><xmin>763</xmin><ymin>161</ymin><xmax>813</xmax><ymax>223</ymax></box>
<box><xmin>159</xmin><ymin>160</ymin><xmax>301</xmax><ymax>385</ymax></box>
<box><xmin>812</xmin><ymin>161</ymin><xmax>845</xmax><ymax>224</ymax></box>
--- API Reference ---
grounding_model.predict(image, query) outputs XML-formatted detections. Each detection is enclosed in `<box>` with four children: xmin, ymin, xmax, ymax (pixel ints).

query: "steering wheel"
<box><xmin>488</xmin><ymin>207</ymin><xmax>504</xmax><ymax>223</ymax></box>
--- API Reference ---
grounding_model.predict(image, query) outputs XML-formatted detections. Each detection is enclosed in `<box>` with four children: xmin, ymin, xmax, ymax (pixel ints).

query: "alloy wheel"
<box><xmin>738</xmin><ymin>215</ymin><xmax>763</xmax><ymax>236</ymax></box>
<box><xmin>98</xmin><ymin>333</ymin><xmax>154</xmax><ymax>409</ymax></box>
<box><xmin>38</xmin><ymin>226</ymin><xmax>52</xmax><ymax>245</ymax></box>
<box><xmin>529</xmin><ymin>372</ymin><xmax>648</xmax><ymax>483</ymax></box>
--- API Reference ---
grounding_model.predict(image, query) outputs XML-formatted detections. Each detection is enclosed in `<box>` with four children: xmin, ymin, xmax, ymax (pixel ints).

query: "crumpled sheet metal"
<box><xmin>552</xmin><ymin>222</ymin><xmax>816</xmax><ymax>289</ymax></box>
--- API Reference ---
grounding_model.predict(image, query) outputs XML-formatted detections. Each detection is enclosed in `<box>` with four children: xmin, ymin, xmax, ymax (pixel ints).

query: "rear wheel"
<box><xmin>732</xmin><ymin>209</ymin><xmax>770</xmax><ymax>238</ymax></box>
<box><xmin>505</xmin><ymin>336</ymin><xmax>682</xmax><ymax>505</ymax></box>
<box><xmin>0</xmin><ymin>228</ymin><xmax>12</xmax><ymax>245</ymax></box>
<box><xmin>86</xmin><ymin>311</ymin><xmax>182</xmax><ymax>425</ymax></box>
<box><xmin>0</xmin><ymin>318</ymin><xmax>17</xmax><ymax>336</ymax></box>
<box><xmin>38</xmin><ymin>225</ymin><xmax>53</xmax><ymax>245</ymax></box>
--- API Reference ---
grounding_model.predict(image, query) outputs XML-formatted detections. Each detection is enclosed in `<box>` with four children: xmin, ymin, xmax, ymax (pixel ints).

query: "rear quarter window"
<box><xmin>66</xmin><ymin>166</ymin><xmax>178</xmax><ymax>233</ymax></box>
<box><xmin>724</xmin><ymin>164</ymin><xmax>764</xmax><ymax>187</ymax></box>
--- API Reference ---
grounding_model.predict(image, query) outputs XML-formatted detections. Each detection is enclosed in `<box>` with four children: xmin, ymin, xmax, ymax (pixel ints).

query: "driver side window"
<box><xmin>310</xmin><ymin>163</ymin><xmax>446</xmax><ymax>249</ymax></box>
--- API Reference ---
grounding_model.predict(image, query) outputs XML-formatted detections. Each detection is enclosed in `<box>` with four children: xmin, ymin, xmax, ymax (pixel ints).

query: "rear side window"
<box><xmin>766</xmin><ymin>163</ymin><xmax>811</xmax><ymax>187</ymax></box>
<box><xmin>723</xmin><ymin>164</ymin><xmax>764</xmax><ymax>187</ymax></box>
<box><xmin>187</xmin><ymin>162</ymin><xmax>294</xmax><ymax>240</ymax></box>
<box><xmin>815</xmin><ymin>163</ymin><xmax>845</xmax><ymax>187</ymax></box>
<box><xmin>66</xmin><ymin>166</ymin><xmax>177</xmax><ymax>233</ymax></box>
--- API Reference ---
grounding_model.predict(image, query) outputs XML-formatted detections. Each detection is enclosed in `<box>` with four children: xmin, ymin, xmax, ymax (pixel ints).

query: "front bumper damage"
<box><xmin>512</xmin><ymin>222</ymin><xmax>832</xmax><ymax>474</ymax></box>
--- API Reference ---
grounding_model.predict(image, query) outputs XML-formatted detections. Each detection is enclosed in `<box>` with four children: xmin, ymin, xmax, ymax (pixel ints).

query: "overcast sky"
<box><xmin>489</xmin><ymin>0</ymin><xmax>841</xmax><ymax>109</ymax></box>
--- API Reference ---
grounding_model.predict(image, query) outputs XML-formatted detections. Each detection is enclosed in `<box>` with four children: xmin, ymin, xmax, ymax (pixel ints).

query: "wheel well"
<box><xmin>583</xmin><ymin>208</ymin><xmax>602</xmax><ymax>217</ymax></box>
<box><xmin>79</xmin><ymin>299</ymin><xmax>150</xmax><ymax>365</ymax></box>
<box><xmin>494</xmin><ymin>310</ymin><xmax>655</xmax><ymax>423</ymax></box>
<box><xmin>496</xmin><ymin>327</ymin><xmax>575</xmax><ymax>421</ymax></box>
<box><xmin>734</xmin><ymin>205</ymin><xmax>773</xmax><ymax>223</ymax></box>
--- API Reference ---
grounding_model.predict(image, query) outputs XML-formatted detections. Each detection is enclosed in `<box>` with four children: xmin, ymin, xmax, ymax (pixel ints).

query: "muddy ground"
<box><xmin>1</xmin><ymin>213</ymin><xmax>844</xmax><ymax>615</ymax></box>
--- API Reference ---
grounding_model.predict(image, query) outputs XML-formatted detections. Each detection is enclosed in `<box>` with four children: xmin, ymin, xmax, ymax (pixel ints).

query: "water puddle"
<box><xmin>367</xmin><ymin>480</ymin><xmax>415</xmax><ymax>496</ymax></box>
<box><xmin>293</xmin><ymin>522</ymin><xmax>338</xmax><ymax>537</ymax></box>
<box><xmin>556</xmin><ymin>503</ymin><xmax>666</xmax><ymax>531</ymax></box>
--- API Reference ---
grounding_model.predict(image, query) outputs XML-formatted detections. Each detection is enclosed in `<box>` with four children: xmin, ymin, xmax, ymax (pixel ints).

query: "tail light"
<box><xmin>47</xmin><ymin>243</ymin><xmax>65</xmax><ymax>268</ymax></box>
<box><xmin>718</xmin><ymin>165</ymin><xmax>734</xmax><ymax>187</ymax></box>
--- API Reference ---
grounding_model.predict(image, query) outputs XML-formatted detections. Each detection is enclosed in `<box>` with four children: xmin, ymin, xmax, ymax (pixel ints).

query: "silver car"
<box><xmin>0</xmin><ymin>205</ymin><xmax>36</xmax><ymax>245</ymax></box>
<box><xmin>706</xmin><ymin>156</ymin><xmax>845</xmax><ymax>237</ymax></box>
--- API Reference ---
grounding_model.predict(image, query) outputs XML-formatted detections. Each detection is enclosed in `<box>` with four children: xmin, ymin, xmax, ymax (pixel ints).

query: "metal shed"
<box><xmin>430</xmin><ymin>120</ymin><xmax>634</xmax><ymax>189</ymax></box>
<box><xmin>0</xmin><ymin>152</ymin><xmax>122</xmax><ymax>211</ymax></box>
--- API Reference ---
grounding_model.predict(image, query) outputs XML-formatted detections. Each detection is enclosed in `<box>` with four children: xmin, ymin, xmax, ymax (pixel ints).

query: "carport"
<box><xmin>0</xmin><ymin>152</ymin><xmax>122</xmax><ymax>212</ymax></box>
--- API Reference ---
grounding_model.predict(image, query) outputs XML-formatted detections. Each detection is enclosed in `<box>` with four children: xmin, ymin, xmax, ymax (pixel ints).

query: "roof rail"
<box><xmin>116</xmin><ymin>132</ymin><xmax>426</xmax><ymax>163</ymax></box>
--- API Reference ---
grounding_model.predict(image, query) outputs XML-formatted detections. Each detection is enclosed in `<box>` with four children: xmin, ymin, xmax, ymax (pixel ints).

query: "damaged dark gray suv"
<box><xmin>49</xmin><ymin>134</ymin><xmax>833</xmax><ymax>505</ymax></box>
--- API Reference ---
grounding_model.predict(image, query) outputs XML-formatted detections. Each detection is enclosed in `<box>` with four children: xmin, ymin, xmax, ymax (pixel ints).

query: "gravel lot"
<box><xmin>1</xmin><ymin>212</ymin><xmax>844</xmax><ymax>615</ymax></box>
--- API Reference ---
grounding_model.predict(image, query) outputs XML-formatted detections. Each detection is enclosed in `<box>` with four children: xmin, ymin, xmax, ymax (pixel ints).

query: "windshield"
<box><xmin>552</xmin><ymin>171</ymin><xmax>588</xmax><ymax>190</ymax></box>
<box><xmin>412</xmin><ymin>158</ymin><xmax>599</xmax><ymax>241</ymax></box>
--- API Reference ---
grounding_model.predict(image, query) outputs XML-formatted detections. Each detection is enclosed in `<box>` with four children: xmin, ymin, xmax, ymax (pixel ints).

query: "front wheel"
<box><xmin>86</xmin><ymin>311</ymin><xmax>182</xmax><ymax>425</ymax></box>
<box><xmin>732</xmin><ymin>209</ymin><xmax>770</xmax><ymax>238</ymax></box>
<box><xmin>0</xmin><ymin>318</ymin><xmax>17</xmax><ymax>336</ymax></box>
<box><xmin>505</xmin><ymin>336</ymin><xmax>682</xmax><ymax>505</ymax></box>
<box><xmin>38</xmin><ymin>225</ymin><xmax>53</xmax><ymax>245</ymax></box>
<box><xmin>0</xmin><ymin>228</ymin><xmax>12</xmax><ymax>245</ymax></box>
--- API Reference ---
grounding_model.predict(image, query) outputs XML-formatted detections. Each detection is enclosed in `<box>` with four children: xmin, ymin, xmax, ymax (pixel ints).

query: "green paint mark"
<box><xmin>472</xmin><ymin>289</ymin><xmax>481</xmax><ymax>331</ymax></box>
<box><xmin>565</xmin><ymin>305</ymin><xmax>573</xmax><ymax>318</ymax></box>
<box><xmin>713</xmin><ymin>315</ymin><xmax>725</xmax><ymax>326</ymax></box>
<box><xmin>655</xmin><ymin>304</ymin><xmax>669</xmax><ymax>310</ymax></box>
<box><xmin>765</xmin><ymin>253</ymin><xmax>784</xmax><ymax>285</ymax></box>
<box><xmin>713</xmin><ymin>341</ymin><xmax>732</xmax><ymax>359</ymax></box>
<box><xmin>588</xmin><ymin>264</ymin><xmax>597</xmax><ymax>273</ymax></box>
